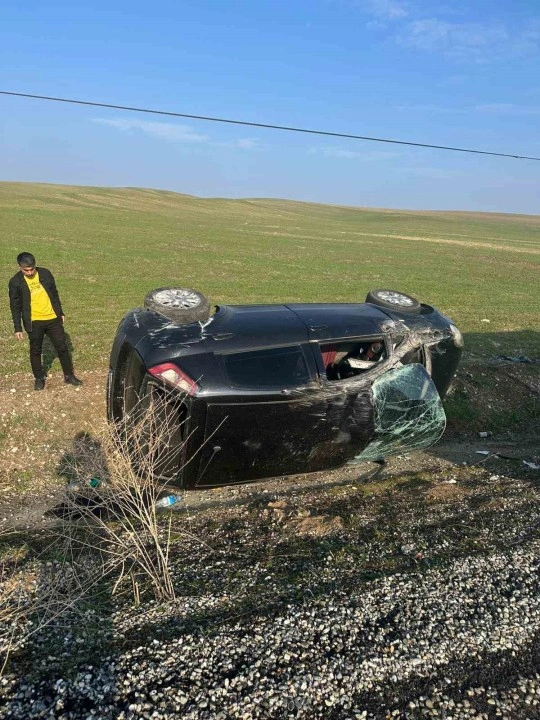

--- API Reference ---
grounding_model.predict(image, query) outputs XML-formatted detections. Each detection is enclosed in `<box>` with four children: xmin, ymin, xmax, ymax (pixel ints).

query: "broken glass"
<box><xmin>353</xmin><ymin>363</ymin><xmax>446</xmax><ymax>462</ymax></box>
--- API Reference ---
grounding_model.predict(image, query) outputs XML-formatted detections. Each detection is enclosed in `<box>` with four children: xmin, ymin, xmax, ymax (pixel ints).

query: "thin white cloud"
<box><xmin>398</xmin><ymin>19</ymin><xmax>510</xmax><ymax>61</ymax></box>
<box><xmin>309</xmin><ymin>145</ymin><xmax>400</xmax><ymax>160</ymax></box>
<box><xmin>394</xmin><ymin>103</ymin><xmax>468</xmax><ymax>114</ymax></box>
<box><xmin>475</xmin><ymin>103</ymin><xmax>540</xmax><ymax>116</ymax></box>
<box><xmin>325</xmin><ymin>148</ymin><xmax>364</xmax><ymax>158</ymax></box>
<box><xmin>93</xmin><ymin>118</ymin><xmax>262</xmax><ymax>150</ymax></box>
<box><xmin>437</xmin><ymin>74</ymin><xmax>469</xmax><ymax>86</ymax></box>
<box><xmin>93</xmin><ymin>118</ymin><xmax>209</xmax><ymax>143</ymax></box>
<box><xmin>211</xmin><ymin>137</ymin><xmax>262</xmax><ymax>151</ymax></box>
<box><xmin>359</xmin><ymin>1</ymin><xmax>540</xmax><ymax>63</ymax></box>
<box><xmin>235</xmin><ymin>138</ymin><xmax>259</xmax><ymax>149</ymax></box>
<box><xmin>396</xmin><ymin>166</ymin><xmax>460</xmax><ymax>179</ymax></box>
<box><xmin>392</xmin><ymin>102</ymin><xmax>540</xmax><ymax>116</ymax></box>
<box><xmin>364</xmin><ymin>0</ymin><xmax>409</xmax><ymax>20</ymax></box>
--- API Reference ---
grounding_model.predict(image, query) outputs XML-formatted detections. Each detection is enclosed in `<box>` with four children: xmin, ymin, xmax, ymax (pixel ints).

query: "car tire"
<box><xmin>365</xmin><ymin>289</ymin><xmax>421</xmax><ymax>314</ymax></box>
<box><xmin>143</xmin><ymin>287</ymin><xmax>211</xmax><ymax>324</ymax></box>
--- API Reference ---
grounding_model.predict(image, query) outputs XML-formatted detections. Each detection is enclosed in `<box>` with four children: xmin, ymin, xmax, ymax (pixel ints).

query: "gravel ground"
<box><xmin>1</xmin><ymin>367</ymin><xmax>539</xmax><ymax>719</ymax></box>
<box><xmin>2</xmin><ymin>455</ymin><xmax>540</xmax><ymax>719</ymax></box>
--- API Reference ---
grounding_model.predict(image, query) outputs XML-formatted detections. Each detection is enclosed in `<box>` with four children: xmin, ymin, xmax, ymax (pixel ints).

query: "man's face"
<box><xmin>20</xmin><ymin>265</ymin><xmax>37</xmax><ymax>278</ymax></box>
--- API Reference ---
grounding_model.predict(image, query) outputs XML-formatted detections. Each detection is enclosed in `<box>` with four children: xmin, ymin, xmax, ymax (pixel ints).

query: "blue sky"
<box><xmin>1</xmin><ymin>0</ymin><xmax>539</xmax><ymax>214</ymax></box>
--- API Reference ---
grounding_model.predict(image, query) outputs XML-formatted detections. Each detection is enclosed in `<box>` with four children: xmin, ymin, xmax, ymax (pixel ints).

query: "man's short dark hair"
<box><xmin>17</xmin><ymin>252</ymin><xmax>36</xmax><ymax>268</ymax></box>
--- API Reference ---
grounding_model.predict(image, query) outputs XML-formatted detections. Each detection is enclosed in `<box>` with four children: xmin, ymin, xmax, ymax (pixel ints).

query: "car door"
<box><xmin>195</xmin><ymin>343</ymin><xmax>373</xmax><ymax>486</ymax></box>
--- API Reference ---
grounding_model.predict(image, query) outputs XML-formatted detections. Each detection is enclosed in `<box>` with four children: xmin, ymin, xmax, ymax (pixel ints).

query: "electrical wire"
<box><xmin>1</xmin><ymin>90</ymin><xmax>539</xmax><ymax>161</ymax></box>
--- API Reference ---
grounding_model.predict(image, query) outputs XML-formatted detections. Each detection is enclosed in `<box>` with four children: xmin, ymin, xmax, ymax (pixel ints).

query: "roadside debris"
<box><xmin>474</xmin><ymin>451</ymin><xmax>540</xmax><ymax>470</ymax></box>
<box><xmin>400</xmin><ymin>543</ymin><xmax>416</xmax><ymax>555</ymax></box>
<box><xmin>493</xmin><ymin>355</ymin><xmax>540</xmax><ymax>364</ymax></box>
<box><xmin>478</xmin><ymin>431</ymin><xmax>493</xmax><ymax>438</ymax></box>
<box><xmin>154</xmin><ymin>494</ymin><xmax>183</xmax><ymax>510</ymax></box>
<box><xmin>66</xmin><ymin>476</ymin><xmax>102</xmax><ymax>493</ymax></box>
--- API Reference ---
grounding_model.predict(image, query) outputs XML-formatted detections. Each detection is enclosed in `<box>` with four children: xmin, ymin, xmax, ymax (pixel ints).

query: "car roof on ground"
<box><xmin>133</xmin><ymin>301</ymin><xmax>394</xmax><ymax>364</ymax></box>
<box><xmin>204</xmin><ymin>302</ymin><xmax>391</xmax><ymax>349</ymax></box>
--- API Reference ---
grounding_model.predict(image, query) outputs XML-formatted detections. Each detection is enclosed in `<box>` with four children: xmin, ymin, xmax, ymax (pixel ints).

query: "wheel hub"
<box><xmin>154</xmin><ymin>289</ymin><xmax>201</xmax><ymax>309</ymax></box>
<box><xmin>376</xmin><ymin>291</ymin><xmax>414</xmax><ymax>307</ymax></box>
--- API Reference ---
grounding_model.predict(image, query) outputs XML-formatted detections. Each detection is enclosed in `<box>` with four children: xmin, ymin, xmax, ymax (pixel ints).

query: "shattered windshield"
<box><xmin>354</xmin><ymin>363</ymin><xmax>446</xmax><ymax>462</ymax></box>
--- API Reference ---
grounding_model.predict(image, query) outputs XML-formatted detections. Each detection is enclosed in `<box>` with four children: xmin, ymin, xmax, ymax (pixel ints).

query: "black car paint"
<box><xmin>107</xmin><ymin>301</ymin><xmax>461</xmax><ymax>488</ymax></box>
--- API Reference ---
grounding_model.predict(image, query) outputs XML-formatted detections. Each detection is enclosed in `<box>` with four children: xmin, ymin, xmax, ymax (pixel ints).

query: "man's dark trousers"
<box><xmin>28</xmin><ymin>318</ymin><xmax>73</xmax><ymax>379</ymax></box>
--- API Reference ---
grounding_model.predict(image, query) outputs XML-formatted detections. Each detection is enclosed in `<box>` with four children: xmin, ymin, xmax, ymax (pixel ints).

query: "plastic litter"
<box><xmin>155</xmin><ymin>494</ymin><xmax>183</xmax><ymax>510</ymax></box>
<box><xmin>523</xmin><ymin>461</ymin><xmax>540</xmax><ymax>470</ymax></box>
<box><xmin>67</xmin><ymin>476</ymin><xmax>102</xmax><ymax>492</ymax></box>
<box><xmin>478</xmin><ymin>431</ymin><xmax>492</xmax><ymax>438</ymax></box>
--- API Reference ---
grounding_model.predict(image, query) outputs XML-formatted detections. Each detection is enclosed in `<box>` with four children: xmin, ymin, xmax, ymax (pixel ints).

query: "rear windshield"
<box><xmin>222</xmin><ymin>346</ymin><xmax>310</xmax><ymax>389</ymax></box>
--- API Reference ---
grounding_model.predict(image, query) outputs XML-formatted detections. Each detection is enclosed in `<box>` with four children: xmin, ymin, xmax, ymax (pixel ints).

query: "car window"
<box><xmin>222</xmin><ymin>346</ymin><xmax>310</xmax><ymax>389</ymax></box>
<box><xmin>319</xmin><ymin>339</ymin><xmax>386</xmax><ymax>381</ymax></box>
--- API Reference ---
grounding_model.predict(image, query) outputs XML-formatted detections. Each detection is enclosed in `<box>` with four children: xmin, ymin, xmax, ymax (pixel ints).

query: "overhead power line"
<box><xmin>1</xmin><ymin>89</ymin><xmax>540</xmax><ymax>161</ymax></box>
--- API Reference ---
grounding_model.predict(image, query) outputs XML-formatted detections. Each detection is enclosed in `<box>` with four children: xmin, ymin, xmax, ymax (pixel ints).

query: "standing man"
<box><xmin>8</xmin><ymin>252</ymin><xmax>82</xmax><ymax>390</ymax></box>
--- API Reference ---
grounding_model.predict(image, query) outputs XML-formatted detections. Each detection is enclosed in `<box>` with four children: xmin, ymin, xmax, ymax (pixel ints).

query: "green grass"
<box><xmin>1</xmin><ymin>181</ymin><xmax>539</xmax><ymax>375</ymax></box>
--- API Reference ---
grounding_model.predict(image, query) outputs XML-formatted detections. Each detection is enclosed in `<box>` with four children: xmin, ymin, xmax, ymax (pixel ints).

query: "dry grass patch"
<box><xmin>286</xmin><ymin>515</ymin><xmax>345</xmax><ymax>537</ymax></box>
<box><xmin>425</xmin><ymin>482</ymin><xmax>472</xmax><ymax>501</ymax></box>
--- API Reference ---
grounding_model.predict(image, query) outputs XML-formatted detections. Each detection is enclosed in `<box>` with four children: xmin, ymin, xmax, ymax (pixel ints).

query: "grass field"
<box><xmin>1</xmin><ymin>183</ymin><xmax>539</xmax><ymax>705</ymax></box>
<box><xmin>1</xmin><ymin>181</ymin><xmax>539</xmax><ymax>377</ymax></box>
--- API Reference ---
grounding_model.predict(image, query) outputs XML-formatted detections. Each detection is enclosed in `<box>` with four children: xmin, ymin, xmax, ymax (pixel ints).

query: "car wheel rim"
<box><xmin>153</xmin><ymin>289</ymin><xmax>201</xmax><ymax>309</ymax></box>
<box><xmin>376</xmin><ymin>291</ymin><xmax>414</xmax><ymax>307</ymax></box>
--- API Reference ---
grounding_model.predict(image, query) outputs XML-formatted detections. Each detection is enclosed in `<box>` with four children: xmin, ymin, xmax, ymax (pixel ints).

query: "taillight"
<box><xmin>147</xmin><ymin>363</ymin><xmax>199</xmax><ymax>395</ymax></box>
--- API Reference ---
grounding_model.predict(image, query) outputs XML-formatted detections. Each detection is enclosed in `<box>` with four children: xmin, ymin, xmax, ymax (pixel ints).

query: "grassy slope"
<box><xmin>1</xmin><ymin>181</ymin><xmax>539</xmax><ymax>377</ymax></box>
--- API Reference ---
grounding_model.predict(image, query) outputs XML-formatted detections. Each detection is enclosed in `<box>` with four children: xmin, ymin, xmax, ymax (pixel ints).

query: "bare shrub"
<box><xmin>0</xmin><ymin>534</ymin><xmax>34</xmax><ymax>673</ymax></box>
<box><xmin>0</xmin><ymin>524</ymin><xmax>113</xmax><ymax>674</ymax></box>
<box><xmin>59</xmin><ymin>387</ymin><xmax>189</xmax><ymax>604</ymax></box>
<box><xmin>0</xmin><ymin>388</ymin><xmax>193</xmax><ymax>675</ymax></box>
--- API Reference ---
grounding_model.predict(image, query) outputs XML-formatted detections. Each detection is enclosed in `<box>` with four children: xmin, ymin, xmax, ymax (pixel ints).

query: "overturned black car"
<box><xmin>107</xmin><ymin>288</ymin><xmax>463</xmax><ymax>488</ymax></box>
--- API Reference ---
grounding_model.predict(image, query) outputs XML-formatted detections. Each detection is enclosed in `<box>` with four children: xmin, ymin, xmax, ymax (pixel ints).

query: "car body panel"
<box><xmin>107</xmin><ymin>297</ymin><xmax>462</xmax><ymax>489</ymax></box>
<box><xmin>286</xmin><ymin>302</ymin><xmax>392</xmax><ymax>341</ymax></box>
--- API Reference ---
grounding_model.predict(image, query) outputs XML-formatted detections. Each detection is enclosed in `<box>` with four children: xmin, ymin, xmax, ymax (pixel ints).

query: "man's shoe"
<box><xmin>34</xmin><ymin>378</ymin><xmax>45</xmax><ymax>391</ymax></box>
<box><xmin>64</xmin><ymin>375</ymin><xmax>83</xmax><ymax>387</ymax></box>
